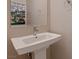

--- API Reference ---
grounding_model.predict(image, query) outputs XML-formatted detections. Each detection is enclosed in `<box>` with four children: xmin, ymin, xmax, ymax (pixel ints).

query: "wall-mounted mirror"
<box><xmin>10</xmin><ymin>0</ymin><xmax>47</xmax><ymax>26</ymax></box>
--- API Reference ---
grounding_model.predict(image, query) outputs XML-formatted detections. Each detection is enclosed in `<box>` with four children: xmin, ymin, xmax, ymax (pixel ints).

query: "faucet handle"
<box><xmin>33</xmin><ymin>26</ymin><xmax>39</xmax><ymax>31</ymax></box>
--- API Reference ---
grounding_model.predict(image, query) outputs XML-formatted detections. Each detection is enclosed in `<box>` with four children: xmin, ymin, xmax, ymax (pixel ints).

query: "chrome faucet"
<box><xmin>33</xmin><ymin>26</ymin><xmax>39</xmax><ymax>38</ymax></box>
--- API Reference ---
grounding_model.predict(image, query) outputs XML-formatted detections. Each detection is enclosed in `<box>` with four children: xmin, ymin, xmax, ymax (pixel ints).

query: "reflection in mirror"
<box><xmin>10</xmin><ymin>0</ymin><xmax>27</xmax><ymax>25</ymax></box>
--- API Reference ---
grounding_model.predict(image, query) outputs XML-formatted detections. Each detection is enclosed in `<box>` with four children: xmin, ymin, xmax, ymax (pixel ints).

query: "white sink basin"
<box><xmin>11</xmin><ymin>32</ymin><xmax>62</xmax><ymax>56</ymax></box>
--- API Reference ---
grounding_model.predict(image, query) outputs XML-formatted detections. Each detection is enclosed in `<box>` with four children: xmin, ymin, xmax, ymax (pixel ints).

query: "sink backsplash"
<box><xmin>8</xmin><ymin>25</ymin><xmax>48</xmax><ymax>38</ymax></box>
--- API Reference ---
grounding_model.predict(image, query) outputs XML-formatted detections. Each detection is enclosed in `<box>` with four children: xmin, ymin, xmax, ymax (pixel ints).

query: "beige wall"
<box><xmin>7</xmin><ymin>0</ymin><xmax>49</xmax><ymax>59</ymax></box>
<box><xmin>50</xmin><ymin>0</ymin><xmax>72</xmax><ymax>59</ymax></box>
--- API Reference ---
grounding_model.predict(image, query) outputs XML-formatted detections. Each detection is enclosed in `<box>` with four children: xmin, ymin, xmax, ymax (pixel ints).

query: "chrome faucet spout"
<box><xmin>33</xmin><ymin>26</ymin><xmax>39</xmax><ymax>38</ymax></box>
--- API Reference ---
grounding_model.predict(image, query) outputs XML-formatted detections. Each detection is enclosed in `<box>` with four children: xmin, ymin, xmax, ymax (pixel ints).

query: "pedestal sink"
<box><xmin>11</xmin><ymin>32</ymin><xmax>62</xmax><ymax>59</ymax></box>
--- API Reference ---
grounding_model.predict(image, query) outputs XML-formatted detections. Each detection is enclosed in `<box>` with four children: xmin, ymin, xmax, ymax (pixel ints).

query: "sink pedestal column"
<box><xmin>33</xmin><ymin>48</ymin><xmax>47</xmax><ymax>59</ymax></box>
